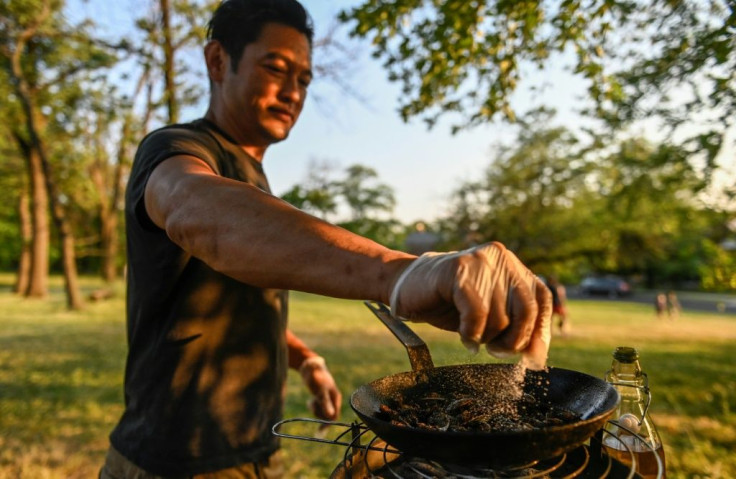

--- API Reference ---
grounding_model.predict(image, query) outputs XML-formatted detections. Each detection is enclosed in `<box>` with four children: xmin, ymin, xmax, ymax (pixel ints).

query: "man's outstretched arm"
<box><xmin>144</xmin><ymin>155</ymin><xmax>552</xmax><ymax>360</ymax></box>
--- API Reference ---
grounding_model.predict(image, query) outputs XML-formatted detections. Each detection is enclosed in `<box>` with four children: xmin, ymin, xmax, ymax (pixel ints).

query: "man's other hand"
<box><xmin>299</xmin><ymin>356</ymin><xmax>342</xmax><ymax>421</ymax></box>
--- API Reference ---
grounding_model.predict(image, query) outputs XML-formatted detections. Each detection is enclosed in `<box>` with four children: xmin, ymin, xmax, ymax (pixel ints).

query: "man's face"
<box><xmin>216</xmin><ymin>23</ymin><xmax>312</xmax><ymax>148</ymax></box>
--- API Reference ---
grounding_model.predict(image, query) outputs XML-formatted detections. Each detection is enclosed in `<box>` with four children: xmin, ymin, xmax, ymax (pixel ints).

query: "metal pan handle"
<box><xmin>364</xmin><ymin>301</ymin><xmax>434</xmax><ymax>371</ymax></box>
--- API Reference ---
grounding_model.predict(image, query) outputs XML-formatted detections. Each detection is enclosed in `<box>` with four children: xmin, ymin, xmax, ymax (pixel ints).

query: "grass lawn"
<box><xmin>1</xmin><ymin>276</ymin><xmax>734</xmax><ymax>478</ymax></box>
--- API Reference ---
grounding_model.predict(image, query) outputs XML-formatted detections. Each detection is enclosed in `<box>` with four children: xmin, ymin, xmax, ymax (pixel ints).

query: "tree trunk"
<box><xmin>91</xmin><ymin>121</ymin><xmax>117</xmax><ymax>283</ymax></box>
<box><xmin>13</xmin><ymin>183</ymin><xmax>32</xmax><ymax>295</ymax></box>
<box><xmin>5</xmin><ymin>0</ymin><xmax>53</xmax><ymax>299</ymax></box>
<box><xmin>38</xmin><ymin>145</ymin><xmax>84</xmax><ymax>309</ymax></box>
<box><xmin>33</xmin><ymin>128</ymin><xmax>85</xmax><ymax>309</ymax></box>
<box><xmin>14</xmin><ymin>132</ymin><xmax>50</xmax><ymax>298</ymax></box>
<box><xmin>93</xmin><ymin>112</ymin><xmax>134</xmax><ymax>283</ymax></box>
<box><xmin>102</xmin><ymin>115</ymin><xmax>135</xmax><ymax>283</ymax></box>
<box><xmin>97</xmin><ymin>69</ymin><xmax>153</xmax><ymax>283</ymax></box>
<box><xmin>59</xmin><ymin>227</ymin><xmax>84</xmax><ymax>309</ymax></box>
<box><xmin>9</xmin><ymin>17</ymin><xmax>83</xmax><ymax>309</ymax></box>
<box><xmin>160</xmin><ymin>0</ymin><xmax>178</xmax><ymax>123</ymax></box>
<box><xmin>100</xmin><ymin>208</ymin><xmax>119</xmax><ymax>283</ymax></box>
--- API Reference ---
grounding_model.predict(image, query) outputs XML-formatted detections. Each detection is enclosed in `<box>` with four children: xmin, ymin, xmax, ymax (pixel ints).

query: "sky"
<box><xmin>66</xmin><ymin>0</ymin><xmax>734</xmax><ymax>224</ymax></box>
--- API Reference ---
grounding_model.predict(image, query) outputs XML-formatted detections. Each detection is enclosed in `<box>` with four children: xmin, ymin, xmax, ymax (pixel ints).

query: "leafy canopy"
<box><xmin>339</xmin><ymin>0</ymin><xmax>735</xmax><ymax>158</ymax></box>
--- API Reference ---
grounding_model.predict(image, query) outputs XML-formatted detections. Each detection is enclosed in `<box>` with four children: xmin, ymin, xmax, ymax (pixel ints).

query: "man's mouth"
<box><xmin>268</xmin><ymin>107</ymin><xmax>293</xmax><ymax>123</ymax></box>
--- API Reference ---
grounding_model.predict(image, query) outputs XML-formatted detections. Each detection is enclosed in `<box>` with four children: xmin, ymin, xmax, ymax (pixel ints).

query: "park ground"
<box><xmin>0</xmin><ymin>276</ymin><xmax>735</xmax><ymax>478</ymax></box>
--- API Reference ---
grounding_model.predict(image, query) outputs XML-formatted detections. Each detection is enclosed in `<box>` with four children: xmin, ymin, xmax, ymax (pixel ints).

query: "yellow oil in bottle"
<box><xmin>603</xmin><ymin>434</ymin><xmax>666</xmax><ymax>478</ymax></box>
<box><xmin>603</xmin><ymin>347</ymin><xmax>666</xmax><ymax>478</ymax></box>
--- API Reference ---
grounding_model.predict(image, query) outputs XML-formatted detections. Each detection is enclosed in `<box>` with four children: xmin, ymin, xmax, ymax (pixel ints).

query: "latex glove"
<box><xmin>299</xmin><ymin>356</ymin><xmax>342</xmax><ymax>421</ymax></box>
<box><xmin>389</xmin><ymin>242</ymin><xmax>552</xmax><ymax>368</ymax></box>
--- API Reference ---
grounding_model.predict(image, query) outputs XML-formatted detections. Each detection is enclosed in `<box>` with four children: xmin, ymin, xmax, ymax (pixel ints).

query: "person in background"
<box><xmin>655</xmin><ymin>292</ymin><xmax>667</xmax><ymax>318</ymax></box>
<box><xmin>100</xmin><ymin>1</ymin><xmax>553</xmax><ymax>477</ymax></box>
<box><xmin>545</xmin><ymin>276</ymin><xmax>570</xmax><ymax>335</ymax></box>
<box><xmin>667</xmin><ymin>290</ymin><xmax>681</xmax><ymax>320</ymax></box>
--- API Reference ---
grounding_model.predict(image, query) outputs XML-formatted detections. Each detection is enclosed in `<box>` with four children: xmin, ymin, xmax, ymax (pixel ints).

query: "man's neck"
<box><xmin>204</xmin><ymin>109</ymin><xmax>267</xmax><ymax>162</ymax></box>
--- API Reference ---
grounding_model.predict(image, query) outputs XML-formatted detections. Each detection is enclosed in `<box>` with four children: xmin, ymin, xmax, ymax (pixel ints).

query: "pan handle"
<box><xmin>364</xmin><ymin>301</ymin><xmax>434</xmax><ymax>371</ymax></box>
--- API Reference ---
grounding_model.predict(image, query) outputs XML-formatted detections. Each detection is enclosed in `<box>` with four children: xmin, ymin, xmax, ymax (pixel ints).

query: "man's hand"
<box><xmin>299</xmin><ymin>356</ymin><xmax>342</xmax><ymax>421</ymax></box>
<box><xmin>389</xmin><ymin>242</ymin><xmax>552</xmax><ymax>368</ymax></box>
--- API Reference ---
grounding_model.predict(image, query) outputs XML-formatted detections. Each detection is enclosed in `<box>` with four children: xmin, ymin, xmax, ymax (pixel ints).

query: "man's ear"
<box><xmin>204</xmin><ymin>40</ymin><xmax>228</xmax><ymax>83</ymax></box>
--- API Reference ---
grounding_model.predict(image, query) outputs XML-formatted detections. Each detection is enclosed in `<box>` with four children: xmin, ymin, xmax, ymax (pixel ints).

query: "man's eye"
<box><xmin>266</xmin><ymin>64</ymin><xmax>286</xmax><ymax>73</ymax></box>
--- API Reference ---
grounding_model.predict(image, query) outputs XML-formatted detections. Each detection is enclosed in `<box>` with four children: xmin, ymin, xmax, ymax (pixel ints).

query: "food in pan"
<box><xmin>375</xmin><ymin>390</ymin><xmax>581</xmax><ymax>433</ymax></box>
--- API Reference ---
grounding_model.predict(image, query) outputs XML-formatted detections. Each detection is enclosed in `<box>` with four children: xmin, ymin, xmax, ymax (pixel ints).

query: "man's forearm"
<box><xmin>286</xmin><ymin>329</ymin><xmax>317</xmax><ymax>369</ymax></box>
<box><xmin>146</xmin><ymin>156</ymin><xmax>415</xmax><ymax>303</ymax></box>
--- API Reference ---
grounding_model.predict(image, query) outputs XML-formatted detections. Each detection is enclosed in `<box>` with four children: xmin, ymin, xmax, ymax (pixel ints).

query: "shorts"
<box><xmin>99</xmin><ymin>445</ymin><xmax>284</xmax><ymax>479</ymax></box>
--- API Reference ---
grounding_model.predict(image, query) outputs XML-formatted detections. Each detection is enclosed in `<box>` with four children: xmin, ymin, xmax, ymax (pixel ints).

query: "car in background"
<box><xmin>579</xmin><ymin>275</ymin><xmax>632</xmax><ymax>298</ymax></box>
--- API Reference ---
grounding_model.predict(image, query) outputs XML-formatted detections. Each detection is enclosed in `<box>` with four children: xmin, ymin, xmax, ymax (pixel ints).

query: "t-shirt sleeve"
<box><xmin>127</xmin><ymin>126</ymin><xmax>221</xmax><ymax>231</ymax></box>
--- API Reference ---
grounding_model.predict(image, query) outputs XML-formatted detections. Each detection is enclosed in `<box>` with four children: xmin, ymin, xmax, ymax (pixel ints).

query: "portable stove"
<box><xmin>273</xmin><ymin>418</ymin><xmax>664</xmax><ymax>478</ymax></box>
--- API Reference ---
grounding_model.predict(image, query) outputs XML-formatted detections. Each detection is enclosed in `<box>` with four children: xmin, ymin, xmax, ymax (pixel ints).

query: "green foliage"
<box><xmin>281</xmin><ymin>184</ymin><xmax>338</xmax><ymax>218</ymax></box>
<box><xmin>336</xmin><ymin>217</ymin><xmax>407</xmax><ymax>250</ymax></box>
<box><xmin>1</xmin><ymin>0</ymin><xmax>126</xmax><ymax>277</ymax></box>
<box><xmin>340</xmin><ymin>0</ymin><xmax>734</xmax><ymax>162</ymax></box>
<box><xmin>130</xmin><ymin>0</ymin><xmax>215</xmax><ymax>122</ymax></box>
<box><xmin>699</xmin><ymin>239</ymin><xmax>736</xmax><ymax>291</ymax></box>
<box><xmin>338</xmin><ymin>164</ymin><xmax>396</xmax><ymax>222</ymax></box>
<box><xmin>437</xmin><ymin>109</ymin><xmax>600</xmax><ymax>267</ymax></box>
<box><xmin>280</xmin><ymin>161</ymin><xmax>401</xmax><ymax>247</ymax></box>
<box><xmin>435</xmin><ymin>109</ymin><xmax>736</xmax><ymax>287</ymax></box>
<box><xmin>280</xmin><ymin>159</ymin><xmax>340</xmax><ymax>220</ymax></box>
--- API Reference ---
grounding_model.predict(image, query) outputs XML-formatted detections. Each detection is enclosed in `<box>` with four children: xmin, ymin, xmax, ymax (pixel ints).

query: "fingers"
<box><xmin>485</xmin><ymin>272</ymin><xmax>538</xmax><ymax>353</ymax></box>
<box><xmin>300</xmin><ymin>356</ymin><xmax>342</xmax><ymax>421</ymax></box>
<box><xmin>308</xmin><ymin>386</ymin><xmax>341</xmax><ymax>420</ymax></box>
<box><xmin>455</xmin><ymin>282</ymin><xmax>508</xmax><ymax>350</ymax></box>
<box><xmin>453</xmin><ymin>244</ymin><xmax>539</xmax><ymax>355</ymax></box>
<box><xmin>520</xmin><ymin>277</ymin><xmax>553</xmax><ymax>370</ymax></box>
<box><xmin>388</xmin><ymin>241</ymin><xmax>550</xmax><ymax>362</ymax></box>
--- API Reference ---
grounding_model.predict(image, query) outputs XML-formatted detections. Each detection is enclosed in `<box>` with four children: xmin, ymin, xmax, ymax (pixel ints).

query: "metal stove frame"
<box><xmin>273</xmin><ymin>418</ymin><xmax>664</xmax><ymax>478</ymax></box>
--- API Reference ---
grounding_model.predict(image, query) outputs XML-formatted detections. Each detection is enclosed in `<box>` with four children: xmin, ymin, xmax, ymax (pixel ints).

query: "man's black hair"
<box><xmin>207</xmin><ymin>0</ymin><xmax>314</xmax><ymax>71</ymax></box>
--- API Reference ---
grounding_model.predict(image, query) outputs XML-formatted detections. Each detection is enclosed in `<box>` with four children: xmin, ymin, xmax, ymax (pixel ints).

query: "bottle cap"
<box><xmin>613</xmin><ymin>346</ymin><xmax>639</xmax><ymax>363</ymax></box>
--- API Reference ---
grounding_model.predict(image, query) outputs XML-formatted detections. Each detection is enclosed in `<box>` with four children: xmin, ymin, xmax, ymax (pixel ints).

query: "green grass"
<box><xmin>1</xmin><ymin>276</ymin><xmax>735</xmax><ymax>478</ymax></box>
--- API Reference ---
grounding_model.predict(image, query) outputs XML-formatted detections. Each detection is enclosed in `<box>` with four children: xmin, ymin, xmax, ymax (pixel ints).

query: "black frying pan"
<box><xmin>350</xmin><ymin>302</ymin><xmax>619</xmax><ymax>467</ymax></box>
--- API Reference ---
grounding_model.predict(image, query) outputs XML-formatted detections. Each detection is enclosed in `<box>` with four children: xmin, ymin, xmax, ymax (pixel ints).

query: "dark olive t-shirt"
<box><xmin>110</xmin><ymin>119</ymin><xmax>288</xmax><ymax>476</ymax></box>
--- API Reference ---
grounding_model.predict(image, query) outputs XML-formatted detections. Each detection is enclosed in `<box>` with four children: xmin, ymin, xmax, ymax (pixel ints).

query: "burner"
<box><xmin>330</xmin><ymin>438</ymin><xmax>638</xmax><ymax>478</ymax></box>
<box><xmin>272</xmin><ymin>418</ymin><xmax>661</xmax><ymax>478</ymax></box>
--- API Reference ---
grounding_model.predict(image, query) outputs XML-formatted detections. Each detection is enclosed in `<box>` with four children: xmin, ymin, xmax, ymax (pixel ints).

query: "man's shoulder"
<box><xmin>140</xmin><ymin>119</ymin><xmax>219</xmax><ymax>148</ymax></box>
<box><xmin>134</xmin><ymin>119</ymin><xmax>225</xmax><ymax>163</ymax></box>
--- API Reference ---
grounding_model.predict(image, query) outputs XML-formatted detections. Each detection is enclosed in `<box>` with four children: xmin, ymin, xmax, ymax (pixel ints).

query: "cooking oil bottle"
<box><xmin>603</xmin><ymin>346</ymin><xmax>666</xmax><ymax>478</ymax></box>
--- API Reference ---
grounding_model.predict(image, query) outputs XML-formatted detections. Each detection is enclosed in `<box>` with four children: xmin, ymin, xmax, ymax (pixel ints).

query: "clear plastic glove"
<box><xmin>299</xmin><ymin>356</ymin><xmax>342</xmax><ymax>421</ymax></box>
<box><xmin>389</xmin><ymin>242</ymin><xmax>552</xmax><ymax>369</ymax></box>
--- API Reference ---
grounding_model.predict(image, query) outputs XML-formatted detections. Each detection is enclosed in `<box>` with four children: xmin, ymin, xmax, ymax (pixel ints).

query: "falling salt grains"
<box><xmin>519</xmin><ymin>293</ymin><xmax>553</xmax><ymax>371</ymax></box>
<box><xmin>493</xmin><ymin>306</ymin><xmax>552</xmax><ymax>412</ymax></box>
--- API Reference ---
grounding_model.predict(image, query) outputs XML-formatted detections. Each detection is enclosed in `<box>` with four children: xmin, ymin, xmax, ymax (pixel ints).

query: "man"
<box><xmin>101</xmin><ymin>0</ymin><xmax>552</xmax><ymax>477</ymax></box>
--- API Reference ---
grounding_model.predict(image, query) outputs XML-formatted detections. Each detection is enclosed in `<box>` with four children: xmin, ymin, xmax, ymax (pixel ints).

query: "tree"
<box><xmin>133</xmin><ymin>0</ymin><xmax>213</xmax><ymax>125</ymax></box>
<box><xmin>334</xmin><ymin>164</ymin><xmax>402</xmax><ymax>248</ymax></box>
<box><xmin>281</xmin><ymin>161</ymin><xmax>403</xmax><ymax>247</ymax></box>
<box><xmin>72</xmin><ymin>85</ymin><xmax>140</xmax><ymax>283</ymax></box>
<box><xmin>337</xmin><ymin>164</ymin><xmax>396</xmax><ymax>222</ymax></box>
<box><xmin>434</xmin><ymin>109</ymin><xmax>730</xmax><ymax>286</ymax></box>
<box><xmin>0</xmin><ymin>2</ymin><xmax>50</xmax><ymax>298</ymax></box>
<box><xmin>700</xmin><ymin>239</ymin><xmax>736</xmax><ymax>291</ymax></box>
<box><xmin>1</xmin><ymin>0</ymin><xmax>117</xmax><ymax>308</ymax></box>
<box><xmin>592</xmin><ymin>138</ymin><xmax>710</xmax><ymax>286</ymax></box>
<box><xmin>339</xmin><ymin>0</ymin><xmax>734</xmax><ymax>163</ymax></box>
<box><xmin>595</xmin><ymin>1</ymin><xmax>735</xmax><ymax>181</ymax></box>
<box><xmin>0</xmin><ymin>128</ymin><xmax>28</xmax><ymax>288</ymax></box>
<box><xmin>280</xmin><ymin>159</ymin><xmax>340</xmax><ymax>220</ymax></box>
<box><xmin>436</xmin><ymin>109</ymin><xmax>600</xmax><ymax>272</ymax></box>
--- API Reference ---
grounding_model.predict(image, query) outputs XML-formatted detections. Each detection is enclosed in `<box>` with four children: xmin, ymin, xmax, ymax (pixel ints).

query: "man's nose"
<box><xmin>279</xmin><ymin>75</ymin><xmax>304</xmax><ymax>104</ymax></box>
